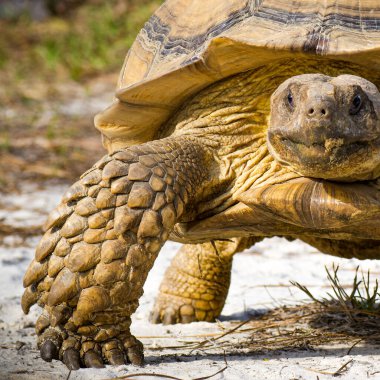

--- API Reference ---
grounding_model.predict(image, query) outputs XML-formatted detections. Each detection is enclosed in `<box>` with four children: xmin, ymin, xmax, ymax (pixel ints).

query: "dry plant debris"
<box><xmin>0</xmin><ymin>222</ymin><xmax>42</xmax><ymax>239</ymax></box>
<box><xmin>140</xmin><ymin>266</ymin><xmax>380</xmax><ymax>356</ymax></box>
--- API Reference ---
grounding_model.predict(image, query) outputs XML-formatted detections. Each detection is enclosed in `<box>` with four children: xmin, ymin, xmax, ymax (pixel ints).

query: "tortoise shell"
<box><xmin>95</xmin><ymin>0</ymin><xmax>380</xmax><ymax>153</ymax></box>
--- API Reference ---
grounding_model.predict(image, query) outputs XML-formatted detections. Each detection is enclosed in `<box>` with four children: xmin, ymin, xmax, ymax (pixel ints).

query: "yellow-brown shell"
<box><xmin>95</xmin><ymin>0</ymin><xmax>380</xmax><ymax>153</ymax></box>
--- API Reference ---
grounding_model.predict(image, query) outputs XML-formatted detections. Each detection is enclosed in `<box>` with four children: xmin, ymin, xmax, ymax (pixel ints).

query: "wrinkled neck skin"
<box><xmin>160</xmin><ymin>58</ymin><xmax>380</xmax><ymax>220</ymax></box>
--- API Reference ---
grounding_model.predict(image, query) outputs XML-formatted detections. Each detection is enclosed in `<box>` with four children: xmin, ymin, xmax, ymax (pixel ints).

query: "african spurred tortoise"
<box><xmin>22</xmin><ymin>0</ymin><xmax>380</xmax><ymax>369</ymax></box>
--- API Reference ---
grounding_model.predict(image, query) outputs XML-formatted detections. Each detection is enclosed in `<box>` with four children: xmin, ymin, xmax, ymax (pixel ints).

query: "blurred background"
<box><xmin>0</xmin><ymin>0</ymin><xmax>163</xmax><ymax>192</ymax></box>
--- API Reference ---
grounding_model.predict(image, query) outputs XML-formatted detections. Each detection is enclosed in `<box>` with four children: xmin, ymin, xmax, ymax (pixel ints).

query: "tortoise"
<box><xmin>22</xmin><ymin>0</ymin><xmax>380</xmax><ymax>370</ymax></box>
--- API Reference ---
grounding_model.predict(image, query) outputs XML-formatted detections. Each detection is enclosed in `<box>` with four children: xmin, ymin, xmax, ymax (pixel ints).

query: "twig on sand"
<box><xmin>346</xmin><ymin>339</ymin><xmax>363</xmax><ymax>356</ymax></box>
<box><xmin>189</xmin><ymin>320</ymin><xmax>250</xmax><ymax>351</ymax></box>
<box><xmin>106</xmin><ymin>352</ymin><xmax>228</xmax><ymax>380</ymax></box>
<box><xmin>302</xmin><ymin>359</ymin><xmax>353</xmax><ymax>377</ymax></box>
<box><xmin>333</xmin><ymin>359</ymin><xmax>354</xmax><ymax>377</ymax></box>
<box><xmin>108</xmin><ymin>374</ymin><xmax>183</xmax><ymax>380</ymax></box>
<box><xmin>263</xmin><ymin>285</ymin><xmax>284</xmax><ymax>308</ymax></box>
<box><xmin>193</xmin><ymin>352</ymin><xmax>228</xmax><ymax>380</ymax></box>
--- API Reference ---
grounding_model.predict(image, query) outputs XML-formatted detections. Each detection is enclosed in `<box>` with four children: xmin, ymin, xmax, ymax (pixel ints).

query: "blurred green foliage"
<box><xmin>0</xmin><ymin>0</ymin><xmax>163</xmax><ymax>191</ymax></box>
<box><xmin>0</xmin><ymin>0</ymin><xmax>163</xmax><ymax>82</ymax></box>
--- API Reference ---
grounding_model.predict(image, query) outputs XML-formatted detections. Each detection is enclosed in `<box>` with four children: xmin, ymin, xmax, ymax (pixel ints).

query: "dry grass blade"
<box><xmin>0</xmin><ymin>222</ymin><xmax>42</xmax><ymax>238</ymax></box>
<box><xmin>107</xmin><ymin>353</ymin><xmax>228</xmax><ymax>380</ymax></box>
<box><xmin>333</xmin><ymin>359</ymin><xmax>353</xmax><ymax>377</ymax></box>
<box><xmin>194</xmin><ymin>355</ymin><xmax>228</xmax><ymax>380</ymax></box>
<box><xmin>189</xmin><ymin>320</ymin><xmax>250</xmax><ymax>351</ymax></box>
<box><xmin>292</xmin><ymin>264</ymin><xmax>380</xmax><ymax>317</ymax></box>
<box><xmin>290</xmin><ymin>281</ymin><xmax>325</xmax><ymax>306</ymax></box>
<box><xmin>346</xmin><ymin>339</ymin><xmax>363</xmax><ymax>355</ymax></box>
<box><xmin>302</xmin><ymin>359</ymin><xmax>353</xmax><ymax>377</ymax></box>
<box><xmin>108</xmin><ymin>373</ymin><xmax>184</xmax><ymax>380</ymax></box>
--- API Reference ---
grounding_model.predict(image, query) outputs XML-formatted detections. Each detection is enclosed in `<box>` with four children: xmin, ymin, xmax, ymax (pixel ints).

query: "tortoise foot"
<box><xmin>22</xmin><ymin>141</ymin><xmax>208</xmax><ymax>369</ymax></box>
<box><xmin>150</xmin><ymin>241</ymin><xmax>242</xmax><ymax>325</ymax></box>
<box><xmin>37</xmin><ymin>322</ymin><xmax>143</xmax><ymax>369</ymax></box>
<box><xmin>150</xmin><ymin>293</ymin><xmax>222</xmax><ymax>324</ymax></box>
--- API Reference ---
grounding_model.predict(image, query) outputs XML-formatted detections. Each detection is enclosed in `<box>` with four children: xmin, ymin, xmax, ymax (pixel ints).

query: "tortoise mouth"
<box><xmin>267</xmin><ymin>132</ymin><xmax>380</xmax><ymax>181</ymax></box>
<box><xmin>279</xmin><ymin>136</ymin><xmax>369</xmax><ymax>155</ymax></box>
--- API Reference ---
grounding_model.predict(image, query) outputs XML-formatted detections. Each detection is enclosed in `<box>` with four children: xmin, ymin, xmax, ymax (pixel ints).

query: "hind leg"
<box><xmin>150</xmin><ymin>237</ymin><xmax>259</xmax><ymax>324</ymax></box>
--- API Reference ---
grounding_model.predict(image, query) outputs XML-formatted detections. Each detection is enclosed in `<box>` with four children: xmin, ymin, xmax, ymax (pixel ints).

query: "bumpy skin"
<box><xmin>22</xmin><ymin>137</ymin><xmax>211</xmax><ymax>368</ymax></box>
<box><xmin>150</xmin><ymin>238</ymin><xmax>259</xmax><ymax>324</ymax></box>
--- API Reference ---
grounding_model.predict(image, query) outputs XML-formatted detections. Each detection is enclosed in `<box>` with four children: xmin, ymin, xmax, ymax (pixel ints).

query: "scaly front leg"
<box><xmin>22</xmin><ymin>137</ymin><xmax>211</xmax><ymax>369</ymax></box>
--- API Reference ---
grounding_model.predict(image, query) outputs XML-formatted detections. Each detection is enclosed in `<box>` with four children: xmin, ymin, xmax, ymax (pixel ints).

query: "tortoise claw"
<box><xmin>63</xmin><ymin>348</ymin><xmax>81</xmax><ymax>370</ymax></box>
<box><xmin>107</xmin><ymin>349</ymin><xmax>126</xmax><ymax>365</ymax></box>
<box><xmin>40</xmin><ymin>340</ymin><xmax>59</xmax><ymax>362</ymax></box>
<box><xmin>126</xmin><ymin>344</ymin><xmax>144</xmax><ymax>366</ymax></box>
<box><xmin>149</xmin><ymin>310</ymin><xmax>161</xmax><ymax>324</ymax></box>
<box><xmin>84</xmin><ymin>350</ymin><xmax>105</xmax><ymax>368</ymax></box>
<box><xmin>181</xmin><ymin>315</ymin><xmax>196</xmax><ymax>323</ymax></box>
<box><xmin>162</xmin><ymin>308</ymin><xmax>176</xmax><ymax>325</ymax></box>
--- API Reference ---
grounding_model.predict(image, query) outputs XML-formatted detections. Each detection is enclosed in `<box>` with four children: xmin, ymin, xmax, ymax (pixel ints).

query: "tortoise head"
<box><xmin>268</xmin><ymin>74</ymin><xmax>380</xmax><ymax>181</ymax></box>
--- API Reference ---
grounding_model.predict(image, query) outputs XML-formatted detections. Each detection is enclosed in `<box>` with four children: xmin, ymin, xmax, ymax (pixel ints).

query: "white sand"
<box><xmin>1</xmin><ymin>185</ymin><xmax>380</xmax><ymax>380</ymax></box>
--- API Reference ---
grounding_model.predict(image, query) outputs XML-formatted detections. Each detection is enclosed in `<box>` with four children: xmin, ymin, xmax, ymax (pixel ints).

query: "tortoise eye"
<box><xmin>287</xmin><ymin>91</ymin><xmax>294</xmax><ymax>108</ymax></box>
<box><xmin>350</xmin><ymin>94</ymin><xmax>362</xmax><ymax>115</ymax></box>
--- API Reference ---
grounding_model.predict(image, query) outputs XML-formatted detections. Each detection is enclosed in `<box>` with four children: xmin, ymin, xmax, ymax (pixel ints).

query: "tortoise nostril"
<box><xmin>307</xmin><ymin>106</ymin><xmax>329</xmax><ymax>117</ymax></box>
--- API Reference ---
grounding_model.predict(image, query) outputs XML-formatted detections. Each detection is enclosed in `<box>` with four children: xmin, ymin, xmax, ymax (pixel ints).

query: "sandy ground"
<box><xmin>1</xmin><ymin>185</ymin><xmax>380</xmax><ymax>380</ymax></box>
